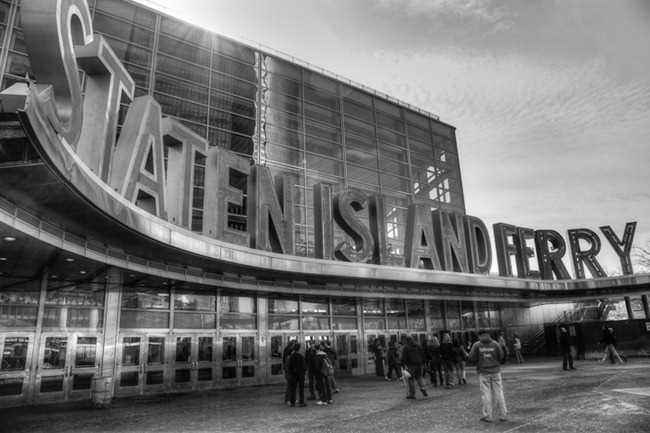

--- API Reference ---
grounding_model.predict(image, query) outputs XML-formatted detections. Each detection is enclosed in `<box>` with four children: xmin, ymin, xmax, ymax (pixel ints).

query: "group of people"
<box><xmin>283</xmin><ymin>339</ymin><xmax>340</xmax><ymax>408</ymax></box>
<box><xmin>559</xmin><ymin>324</ymin><xmax>626</xmax><ymax>371</ymax></box>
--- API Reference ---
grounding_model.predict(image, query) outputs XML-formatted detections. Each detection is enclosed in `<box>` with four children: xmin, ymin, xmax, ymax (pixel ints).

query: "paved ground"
<box><xmin>2</xmin><ymin>357</ymin><xmax>650</xmax><ymax>433</ymax></box>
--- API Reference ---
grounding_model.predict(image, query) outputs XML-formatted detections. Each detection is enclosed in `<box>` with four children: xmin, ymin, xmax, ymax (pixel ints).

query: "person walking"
<box><xmin>440</xmin><ymin>333</ymin><xmax>455</xmax><ymax>388</ymax></box>
<box><xmin>511</xmin><ymin>334</ymin><xmax>524</xmax><ymax>364</ymax></box>
<box><xmin>559</xmin><ymin>327</ymin><xmax>576</xmax><ymax>371</ymax></box>
<box><xmin>371</xmin><ymin>338</ymin><xmax>385</xmax><ymax>378</ymax></box>
<box><xmin>427</xmin><ymin>336</ymin><xmax>443</xmax><ymax>387</ymax></box>
<box><xmin>400</xmin><ymin>334</ymin><xmax>428</xmax><ymax>399</ymax></box>
<box><xmin>453</xmin><ymin>338</ymin><xmax>467</xmax><ymax>385</ymax></box>
<box><xmin>282</xmin><ymin>339</ymin><xmax>295</xmax><ymax>405</ymax></box>
<box><xmin>600</xmin><ymin>327</ymin><xmax>624</xmax><ymax>365</ymax></box>
<box><xmin>287</xmin><ymin>343</ymin><xmax>308</xmax><ymax>407</ymax></box>
<box><xmin>497</xmin><ymin>331</ymin><xmax>510</xmax><ymax>364</ymax></box>
<box><xmin>323</xmin><ymin>340</ymin><xmax>340</xmax><ymax>393</ymax></box>
<box><xmin>385</xmin><ymin>341</ymin><xmax>402</xmax><ymax>380</ymax></box>
<box><xmin>468</xmin><ymin>330</ymin><xmax>507</xmax><ymax>423</ymax></box>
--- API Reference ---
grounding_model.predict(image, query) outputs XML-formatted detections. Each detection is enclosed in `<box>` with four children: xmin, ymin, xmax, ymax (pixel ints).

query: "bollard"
<box><xmin>91</xmin><ymin>377</ymin><xmax>113</xmax><ymax>408</ymax></box>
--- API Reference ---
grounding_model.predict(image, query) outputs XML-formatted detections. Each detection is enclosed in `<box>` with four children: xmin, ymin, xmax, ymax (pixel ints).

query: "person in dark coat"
<box><xmin>371</xmin><ymin>338</ymin><xmax>385</xmax><ymax>377</ymax></box>
<box><xmin>304</xmin><ymin>341</ymin><xmax>317</xmax><ymax>400</ymax></box>
<box><xmin>440</xmin><ymin>333</ymin><xmax>455</xmax><ymax>388</ymax></box>
<box><xmin>283</xmin><ymin>340</ymin><xmax>295</xmax><ymax>405</ymax></box>
<box><xmin>428</xmin><ymin>336</ymin><xmax>443</xmax><ymax>387</ymax></box>
<box><xmin>559</xmin><ymin>327</ymin><xmax>575</xmax><ymax>371</ymax></box>
<box><xmin>287</xmin><ymin>343</ymin><xmax>308</xmax><ymax>407</ymax></box>
<box><xmin>311</xmin><ymin>343</ymin><xmax>332</xmax><ymax>405</ymax></box>
<box><xmin>323</xmin><ymin>341</ymin><xmax>340</xmax><ymax>393</ymax></box>
<box><xmin>385</xmin><ymin>341</ymin><xmax>402</xmax><ymax>380</ymax></box>
<box><xmin>599</xmin><ymin>326</ymin><xmax>624</xmax><ymax>365</ymax></box>
<box><xmin>400</xmin><ymin>335</ymin><xmax>428</xmax><ymax>399</ymax></box>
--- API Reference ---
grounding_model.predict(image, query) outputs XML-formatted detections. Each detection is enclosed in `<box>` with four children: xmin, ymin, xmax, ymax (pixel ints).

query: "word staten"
<box><xmin>16</xmin><ymin>0</ymin><xmax>636</xmax><ymax>281</ymax></box>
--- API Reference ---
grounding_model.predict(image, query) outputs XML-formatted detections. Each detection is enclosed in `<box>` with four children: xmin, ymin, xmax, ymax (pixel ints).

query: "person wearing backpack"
<box><xmin>312</xmin><ymin>343</ymin><xmax>332</xmax><ymax>405</ymax></box>
<box><xmin>323</xmin><ymin>340</ymin><xmax>340</xmax><ymax>393</ymax></box>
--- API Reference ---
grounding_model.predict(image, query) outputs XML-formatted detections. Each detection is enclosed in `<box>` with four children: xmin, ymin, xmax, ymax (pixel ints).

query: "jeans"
<box><xmin>406</xmin><ymin>365</ymin><xmax>426</xmax><ymax>397</ymax></box>
<box><xmin>442</xmin><ymin>360</ymin><xmax>454</xmax><ymax>386</ymax></box>
<box><xmin>316</xmin><ymin>374</ymin><xmax>332</xmax><ymax>402</ymax></box>
<box><xmin>386</xmin><ymin>364</ymin><xmax>402</xmax><ymax>379</ymax></box>
<box><xmin>289</xmin><ymin>373</ymin><xmax>305</xmax><ymax>404</ymax></box>
<box><xmin>479</xmin><ymin>372</ymin><xmax>507</xmax><ymax>420</ymax></box>
<box><xmin>562</xmin><ymin>351</ymin><xmax>574</xmax><ymax>370</ymax></box>
<box><xmin>430</xmin><ymin>360</ymin><xmax>443</xmax><ymax>385</ymax></box>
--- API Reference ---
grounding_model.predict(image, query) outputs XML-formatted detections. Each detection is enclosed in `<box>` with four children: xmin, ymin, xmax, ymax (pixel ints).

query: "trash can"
<box><xmin>91</xmin><ymin>377</ymin><xmax>113</xmax><ymax>408</ymax></box>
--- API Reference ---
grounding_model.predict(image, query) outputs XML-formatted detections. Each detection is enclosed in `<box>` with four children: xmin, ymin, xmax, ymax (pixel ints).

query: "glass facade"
<box><xmin>0</xmin><ymin>0</ymin><xmax>464</xmax><ymax>265</ymax></box>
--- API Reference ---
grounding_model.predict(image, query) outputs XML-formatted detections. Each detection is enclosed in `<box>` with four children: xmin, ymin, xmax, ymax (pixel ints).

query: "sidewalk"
<box><xmin>2</xmin><ymin>358</ymin><xmax>649</xmax><ymax>433</ymax></box>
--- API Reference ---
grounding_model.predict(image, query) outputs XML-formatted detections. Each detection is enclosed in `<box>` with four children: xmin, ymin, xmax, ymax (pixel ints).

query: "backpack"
<box><xmin>321</xmin><ymin>356</ymin><xmax>334</xmax><ymax>377</ymax></box>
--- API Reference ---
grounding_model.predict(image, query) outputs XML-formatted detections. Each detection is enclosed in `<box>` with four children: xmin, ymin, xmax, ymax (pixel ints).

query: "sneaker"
<box><xmin>406</xmin><ymin>395</ymin><xmax>416</xmax><ymax>399</ymax></box>
<box><xmin>285</xmin><ymin>400</ymin><xmax>292</xmax><ymax>406</ymax></box>
<box><xmin>462</xmin><ymin>378</ymin><xmax>466</xmax><ymax>384</ymax></box>
<box><xmin>480</xmin><ymin>417</ymin><xmax>492</xmax><ymax>423</ymax></box>
<box><xmin>499</xmin><ymin>417</ymin><xmax>507</xmax><ymax>422</ymax></box>
<box><xmin>316</xmin><ymin>401</ymin><xmax>328</xmax><ymax>405</ymax></box>
<box><xmin>421</xmin><ymin>388</ymin><xmax>428</xmax><ymax>397</ymax></box>
<box><xmin>385</xmin><ymin>377</ymin><xmax>391</xmax><ymax>381</ymax></box>
<box><xmin>328</xmin><ymin>400</ymin><xmax>333</xmax><ymax>404</ymax></box>
<box><xmin>397</xmin><ymin>377</ymin><xmax>403</xmax><ymax>380</ymax></box>
<box><xmin>299</xmin><ymin>402</ymin><xmax>308</xmax><ymax>407</ymax></box>
<box><xmin>334</xmin><ymin>389</ymin><xmax>340</xmax><ymax>393</ymax></box>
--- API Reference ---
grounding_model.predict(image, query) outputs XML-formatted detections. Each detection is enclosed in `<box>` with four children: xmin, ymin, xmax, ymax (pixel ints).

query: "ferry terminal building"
<box><xmin>0</xmin><ymin>0</ymin><xmax>649</xmax><ymax>408</ymax></box>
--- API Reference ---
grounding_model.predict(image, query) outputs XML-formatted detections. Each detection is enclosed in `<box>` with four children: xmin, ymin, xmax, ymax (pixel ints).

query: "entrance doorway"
<box><xmin>218</xmin><ymin>333</ymin><xmax>257</xmax><ymax>387</ymax></box>
<box><xmin>171</xmin><ymin>334</ymin><xmax>215</xmax><ymax>391</ymax></box>
<box><xmin>33</xmin><ymin>332</ymin><xmax>102</xmax><ymax>404</ymax></box>
<box><xmin>115</xmin><ymin>333</ymin><xmax>168</xmax><ymax>397</ymax></box>
<box><xmin>0</xmin><ymin>333</ymin><xmax>34</xmax><ymax>407</ymax></box>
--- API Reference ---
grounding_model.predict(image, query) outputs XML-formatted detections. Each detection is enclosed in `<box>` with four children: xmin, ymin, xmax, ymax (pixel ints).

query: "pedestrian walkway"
<box><xmin>2</xmin><ymin>358</ymin><xmax>649</xmax><ymax>433</ymax></box>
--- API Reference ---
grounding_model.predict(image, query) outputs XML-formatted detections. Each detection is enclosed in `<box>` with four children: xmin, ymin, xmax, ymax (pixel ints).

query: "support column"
<box><xmin>624</xmin><ymin>296</ymin><xmax>634</xmax><ymax>320</ymax></box>
<box><xmin>100</xmin><ymin>267</ymin><xmax>122</xmax><ymax>378</ymax></box>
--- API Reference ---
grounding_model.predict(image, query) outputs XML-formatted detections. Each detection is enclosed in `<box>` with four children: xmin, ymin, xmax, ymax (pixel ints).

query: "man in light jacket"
<box><xmin>468</xmin><ymin>331</ymin><xmax>507</xmax><ymax>423</ymax></box>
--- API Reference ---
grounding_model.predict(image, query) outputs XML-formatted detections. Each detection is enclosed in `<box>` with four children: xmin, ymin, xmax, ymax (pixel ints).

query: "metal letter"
<box><xmin>75</xmin><ymin>34</ymin><xmax>135</xmax><ymax>180</ymax></box>
<box><xmin>464</xmin><ymin>215</ymin><xmax>492</xmax><ymax>275</ymax></box>
<box><xmin>162</xmin><ymin>118</ymin><xmax>208</xmax><ymax>229</ymax></box>
<box><xmin>567</xmin><ymin>228</ymin><xmax>606</xmax><ymax>279</ymax></box>
<box><xmin>247</xmin><ymin>165</ymin><xmax>296</xmax><ymax>254</ymax></box>
<box><xmin>333</xmin><ymin>189</ymin><xmax>374</xmax><ymax>263</ymax></box>
<box><xmin>600</xmin><ymin>222</ymin><xmax>636</xmax><ymax>275</ymax></box>
<box><xmin>404</xmin><ymin>204</ymin><xmax>442</xmax><ymax>270</ymax></box>
<box><xmin>493</xmin><ymin>223</ymin><xmax>518</xmax><ymax>277</ymax></box>
<box><xmin>368</xmin><ymin>194</ymin><xmax>390</xmax><ymax>265</ymax></box>
<box><xmin>432</xmin><ymin>209</ymin><xmax>469</xmax><ymax>273</ymax></box>
<box><xmin>313</xmin><ymin>182</ymin><xmax>334</xmax><ymax>260</ymax></box>
<box><xmin>516</xmin><ymin>227</ymin><xmax>540</xmax><ymax>279</ymax></box>
<box><xmin>21</xmin><ymin>0</ymin><xmax>93</xmax><ymax>145</ymax></box>
<box><xmin>534</xmin><ymin>230</ymin><xmax>571</xmax><ymax>280</ymax></box>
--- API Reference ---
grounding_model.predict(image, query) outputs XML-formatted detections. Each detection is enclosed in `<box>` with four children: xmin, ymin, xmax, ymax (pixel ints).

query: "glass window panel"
<box><xmin>212</xmin><ymin>53</ymin><xmax>256</xmax><ymax>82</ymax></box>
<box><xmin>123</xmin><ymin>63</ymin><xmax>150</xmax><ymax>89</ymax></box>
<box><xmin>386</xmin><ymin>299</ymin><xmax>405</xmax><ymax>316</ymax></box>
<box><xmin>488</xmin><ymin>303</ymin><xmax>501</xmax><ymax>327</ymax></box>
<box><xmin>345</xmin><ymin>133</ymin><xmax>376</xmax><ymax>153</ymax></box>
<box><xmin>380</xmin><ymin>158</ymin><xmax>410</xmax><ymax>178</ymax></box>
<box><xmin>121</xmin><ymin>290</ymin><xmax>170</xmax><ymax>309</ymax></box>
<box><xmin>219</xmin><ymin>295</ymin><xmax>256</xmax><ymax>314</ymax></box>
<box><xmin>266</xmin><ymin>143</ymin><xmax>302</xmax><ymax>166</ymax></box>
<box><xmin>404</xmin><ymin>110</ymin><xmax>430</xmax><ymax>129</ymax></box>
<box><xmin>176</xmin><ymin>337</ymin><xmax>192</xmax><ymax>363</ymax></box>
<box><xmin>304</xmin><ymin>85</ymin><xmax>339</xmax><ymax>111</ymax></box>
<box><xmin>344</xmin><ymin>116</ymin><xmax>375</xmax><ymax>138</ymax></box>
<box><xmin>155</xmin><ymin>74</ymin><xmax>208</xmax><ymax>104</ymax></box>
<box><xmin>199</xmin><ymin>337</ymin><xmax>213</xmax><ymax>362</ymax></box>
<box><xmin>92</xmin><ymin>12</ymin><xmax>155</xmax><ymax>48</ymax></box>
<box><xmin>363</xmin><ymin>299</ymin><xmax>384</xmax><ymax>316</ymax></box>
<box><xmin>428</xmin><ymin>301</ymin><xmax>444</xmax><ymax>329</ymax></box>
<box><xmin>219</xmin><ymin>314</ymin><xmax>256</xmax><ymax>330</ymax></box>
<box><xmin>378</xmin><ymin>144</ymin><xmax>408</xmax><ymax>163</ymax></box>
<box><xmin>431</xmin><ymin>121</ymin><xmax>454</xmax><ymax>139</ymax></box>
<box><xmin>266</xmin><ymin>72</ymin><xmax>301</xmax><ymax>97</ymax></box>
<box><xmin>347</xmin><ymin>164</ymin><xmax>379</xmax><ymax>185</ymax></box>
<box><xmin>222</xmin><ymin>337</ymin><xmax>236</xmax><ymax>361</ymax></box>
<box><xmin>305</xmin><ymin>102</ymin><xmax>341</xmax><ymax>126</ymax></box>
<box><xmin>461</xmin><ymin>301</ymin><xmax>475</xmax><ymax>329</ymax></box>
<box><xmin>155</xmin><ymin>93</ymin><xmax>207</xmax><ymax>124</ymax></box>
<box><xmin>121</xmin><ymin>337</ymin><xmax>140</xmax><ymax>365</ymax></box>
<box><xmin>387</xmin><ymin>317</ymin><xmax>406</xmax><ymax>329</ymax></box>
<box><xmin>375</xmin><ymin>98</ymin><xmax>401</xmax><ymax>117</ymax></box>
<box><xmin>343</xmin><ymin>99</ymin><xmax>374</xmax><ymax>123</ymax></box>
<box><xmin>6</xmin><ymin>52</ymin><xmax>31</xmax><ymax>78</ymax></box>
<box><xmin>377</xmin><ymin>126</ymin><xmax>405</xmax><ymax>147</ymax></box>
<box><xmin>266</xmin><ymin>108</ymin><xmax>302</xmax><ymax>132</ymax></box>
<box><xmin>215</xmin><ymin>37</ymin><xmax>256</xmax><ymax>65</ymax></box>
<box><xmin>42</xmin><ymin>336</ymin><xmax>67</xmax><ymax>369</ymax></box>
<box><xmin>445</xmin><ymin>301</ymin><xmax>461</xmax><ymax>330</ymax></box>
<box><xmin>305</xmin><ymin>136</ymin><xmax>342</xmax><ymax>160</ymax></box>
<box><xmin>156</xmin><ymin>54</ymin><xmax>209</xmax><ymax>85</ymax></box>
<box><xmin>160</xmin><ymin>17</ymin><xmax>211</xmax><ymax>48</ymax></box>
<box><xmin>174</xmin><ymin>294</ymin><xmax>215</xmax><ymax>311</ymax></box>
<box><xmin>304</xmin><ymin>70</ymin><xmax>339</xmax><ymax>94</ymax></box>
<box><xmin>174</xmin><ymin>313</ymin><xmax>216</xmax><ymax>329</ymax></box>
<box><xmin>332</xmin><ymin>298</ymin><xmax>357</xmax><ymax>316</ymax></box>
<box><xmin>119</xmin><ymin>311</ymin><xmax>169</xmax><ymax>328</ymax></box>
<box><xmin>302</xmin><ymin>316</ymin><xmax>330</xmax><ymax>330</ymax></box>
<box><xmin>342</xmin><ymin>86</ymin><xmax>372</xmax><ymax>105</ymax></box>
<box><xmin>0</xmin><ymin>3</ymin><xmax>10</xmax><ymax>24</ymax></box>
<box><xmin>148</xmin><ymin>337</ymin><xmax>165</xmax><ymax>364</ymax></box>
<box><xmin>332</xmin><ymin>317</ymin><xmax>357</xmax><ymax>330</ymax></box>
<box><xmin>306</xmin><ymin>153</ymin><xmax>343</xmax><ymax>176</ymax></box>
<box><xmin>267</xmin><ymin>89</ymin><xmax>301</xmax><ymax>114</ymax></box>
<box><xmin>1</xmin><ymin>337</ymin><xmax>28</xmax><ymax>371</ymax></box>
<box><xmin>93</xmin><ymin>0</ymin><xmax>157</xmax><ymax>28</ymax></box>
<box><xmin>346</xmin><ymin>148</ymin><xmax>377</xmax><ymax>169</ymax></box>
<box><xmin>264</xmin><ymin>56</ymin><xmax>301</xmax><ymax>80</ymax></box>
<box><xmin>157</xmin><ymin>34</ymin><xmax>210</xmax><ymax>66</ymax></box>
<box><xmin>100</xmin><ymin>35</ymin><xmax>152</xmax><ymax>67</ymax></box>
<box><xmin>42</xmin><ymin>308</ymin><xmax>103</xmax><ymax>328</ymax></box>
<box><xmin>437</xmin><ymin>160</ymin><xmax>460</xmax><ymax>180</ymax></box>
<box><xmin>306</xmin><ymin>119</ymin><xmax>341</xmax><ymax>142</ymax></box>
<box><xmin>363</xmin><ymin>318</ymin><xmax>385</xmax><ymax>330</ymax></box>
<box><xmin>268</xmin><ymin>316</ymin><xmax>300</xmax><ymax>330</ymax></box>
<box><xmin>211</xmin><ymin>89</ymin><xmax>256</xmax><ymax>115</ymax></box>
<box><xmin>376</xmin><ymin>111</ymin><xmax>404</xmax><ymax>133</ymax></box>
<box><xmin>409</xmin><ymin>138</ymin><xmax>434</xmax><ymax>159</ymax></box>
<box><xmin>301</xmin><ymin>297</ymin><xmax>329</xmax><ymax>315</ymax></box>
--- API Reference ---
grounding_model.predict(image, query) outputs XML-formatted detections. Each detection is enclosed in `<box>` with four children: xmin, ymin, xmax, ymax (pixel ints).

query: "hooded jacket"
<box><xmin>468</xmin><ymin>334</ymin><xmax>503</xmax><ymax>375</ymax></box>
<box><xmin>400</xmin><ymin>338</ymin><xmax>425</xmax><ymax>367</ymax></box>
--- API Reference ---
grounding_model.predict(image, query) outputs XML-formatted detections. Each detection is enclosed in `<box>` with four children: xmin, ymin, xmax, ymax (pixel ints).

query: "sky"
<box><xmin>142</xmin><ymin>0</ymin><xmax>650</xmax><ymax>277</ymax></box>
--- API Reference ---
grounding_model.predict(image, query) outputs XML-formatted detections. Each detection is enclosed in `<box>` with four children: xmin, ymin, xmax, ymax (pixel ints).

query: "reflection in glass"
<box><xmin>222</xmin><ymin>337</ymin><xmax>236</xmax><ymax>361</ymax></box>
<box><xmin>242</xmin><ymin>337</ymin><xmax>255</xmax><ymax>361</ymax></box>
<box><xmin>1</xmin><ymin>337</ymin><xmax>28</xmax><ymax>371</ymax></box>
<box><xmin>121</xmin><ymin>337</ymin><xmax>140</xmax><ymax>365</ymax></box>
<box><xmin>198</xmin><ymin>337</ymin><xmax>213</xmax><ymax>362</ymax></box>
<box><xmin>42</xmin><ymin>337</ymin><xmax>67</xmax><ymax>369</ymax></box>
<box><xmin>148</xmin><ymin>337</ymin><xmax>165</xmax><ymax>364</ymax></box>
<box><xmin>270</xmin><ymin>336</ymin><xmax>282</xmax><ymax>359</ymax></box>
<box><xmin>176</xmin><ymin>337</ymin><xmax>191</xmax><ymax>363</ymax></box>
<box><xmin>75</xmin><ymin>337</ymin><xmax>97</xmax><ymax>367</ymax></box>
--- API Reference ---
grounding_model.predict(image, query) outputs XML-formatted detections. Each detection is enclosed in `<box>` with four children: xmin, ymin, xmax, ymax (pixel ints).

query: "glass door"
<box><xmin>268</xmin><ymin>334</ymin><xmax>298</xmax><ymax>384</ymax></box>
<box><xmin>334</xmin><ymin>333</ymin><xmax>360</xmax><ymax>377</ymax></box>
<box><xmin>115</xmin><ymin>333</ymin><xmax>168</xmax><ymax>396</ymax></box>
<box><xmin>34</xmin><ymin>333</ymin><xmax>101</xmax><ymax>404</ymax></box>
<box><xmin>219</xmin><ymin>333</ymin><xmax>257</xmax><ymax>387</ymax></box>
<box><xmin>0</xmin><ymin>333</ymin><xmax>34</xmax><ymax>407</ymax></box>
<box><xmin>171</xmin><ymin>334</ymin><xmax>215</xmax><ymax>391</ymax></box>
